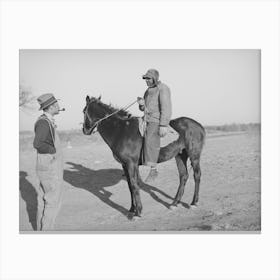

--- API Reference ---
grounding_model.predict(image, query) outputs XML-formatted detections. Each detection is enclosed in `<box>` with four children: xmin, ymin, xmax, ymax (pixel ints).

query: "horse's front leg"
<box><xmin>126</xmin><ymin>162</ymin><xmax>142</xmax><ymax>217</ymax></box>
<box><xmin>122</xmin><ymin>165</ymin><xmax>136</xmax><ymax>214</ymax></box>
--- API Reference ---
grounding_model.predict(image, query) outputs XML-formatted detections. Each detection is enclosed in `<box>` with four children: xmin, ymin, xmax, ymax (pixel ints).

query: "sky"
<box><xmin>19</xmin><ymin>49</ymin><xmax>260</xmax><ymax>131</ymax></box>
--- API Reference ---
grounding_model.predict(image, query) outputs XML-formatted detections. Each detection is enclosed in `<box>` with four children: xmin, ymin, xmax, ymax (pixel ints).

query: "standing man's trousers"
<box><xmin>36</xmin><ymin>153</ymin><xmax>63</xmax><ymax>231</ymax></box>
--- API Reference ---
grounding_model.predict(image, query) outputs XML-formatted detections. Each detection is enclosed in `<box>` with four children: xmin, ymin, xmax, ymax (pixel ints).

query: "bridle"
<box><xmin>84</xmin><ymin>99</ymin><xmax>138</xmax><ymax>134</ymax></box>
<box><xmin>83</xmin><ymin>105</ymin><xmax>98</xmax><ymax>134</ymax></box>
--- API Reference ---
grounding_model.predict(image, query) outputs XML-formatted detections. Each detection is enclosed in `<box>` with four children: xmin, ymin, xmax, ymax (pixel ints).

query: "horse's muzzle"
<box><xmin>82</xmin><ymin>126</ymin><xmax>92</xmax><ymax>135</ymax></box>
<box><xmin>82</xmin><ymin>125</ymin><xmax>96</xmax><ymax>135</ymax></box>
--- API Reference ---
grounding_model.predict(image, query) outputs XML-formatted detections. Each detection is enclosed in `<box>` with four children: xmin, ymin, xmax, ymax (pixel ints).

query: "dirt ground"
<box><xmin>19</xmin><ymin>131</ymin><xmax>261</xmax><ymax>232</ymax></box>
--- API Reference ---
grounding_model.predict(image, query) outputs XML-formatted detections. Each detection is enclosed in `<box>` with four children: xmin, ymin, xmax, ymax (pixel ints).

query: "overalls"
<box><xmin>35</xmin><ymin>119</ymin><xmax>64</xmax><ymax>231</ymax></box>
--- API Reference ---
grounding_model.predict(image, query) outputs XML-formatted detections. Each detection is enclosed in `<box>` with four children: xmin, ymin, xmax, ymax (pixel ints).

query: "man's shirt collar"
<box><xmin>44</xmin><ymin>112</ymin><xmax>56</xmax><ymax>127</ymax></box>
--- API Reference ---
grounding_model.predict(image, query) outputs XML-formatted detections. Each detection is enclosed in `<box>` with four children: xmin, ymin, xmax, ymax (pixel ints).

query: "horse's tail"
<box><xmin>169</xmin><ymin>117</ymin><xmax>206</xmax><ymax>154</ymax></box>
<box><xmin>158</xmin><ymin>138</ymin><xmax>185</xmax><ymax>163</ymax></box>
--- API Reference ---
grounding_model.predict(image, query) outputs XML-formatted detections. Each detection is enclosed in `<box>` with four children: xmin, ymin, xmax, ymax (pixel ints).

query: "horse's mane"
<box><xmin>90</xmin><ymin>97</ymin><xmax>132</xmax><ymax>119</ymax></box>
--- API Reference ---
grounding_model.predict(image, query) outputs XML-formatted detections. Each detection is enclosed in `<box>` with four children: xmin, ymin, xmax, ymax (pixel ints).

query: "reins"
<box><xmin>86</xmin><ymin>99</ymin><xmax>138</xmax><ymax>133</ymax></box>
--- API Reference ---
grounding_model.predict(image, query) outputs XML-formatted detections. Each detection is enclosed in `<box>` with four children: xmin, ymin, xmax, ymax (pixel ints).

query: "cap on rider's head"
<box><xmin>142</xmin><ymin>69</ymin><xmax>159</xmax><ymax>82</ymax></box>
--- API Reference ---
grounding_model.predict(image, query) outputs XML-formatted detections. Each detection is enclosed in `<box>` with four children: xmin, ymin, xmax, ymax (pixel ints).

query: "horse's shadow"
<box><xmin>139</xmin><ymin>179</ymin><xmax>190</xmax><ymax>210</ymax></box>
<box><xmin>64</xmin><ymin>162</ymin><xmax>129</xmax><ymax>216</ymax></box>
<box><xmin>64</xmin><ymin>162</ymin><xmax>181</xmax><ymax>218</ymax></box>
<box><xmin>19</xmin><ymin>171</ymin><xmax>38</xmax><ymax>230</ymax></box>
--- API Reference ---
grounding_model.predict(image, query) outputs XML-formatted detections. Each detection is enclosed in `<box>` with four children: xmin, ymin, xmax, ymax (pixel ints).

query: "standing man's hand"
<box><xmin>159</xmin><ymin>126</ymin><xmax>168</xmax><ymax>137</ymax></box>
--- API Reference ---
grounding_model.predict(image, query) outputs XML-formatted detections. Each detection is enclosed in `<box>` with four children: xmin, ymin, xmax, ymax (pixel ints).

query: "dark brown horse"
<box><xmin>83</xmin><ymin>95</ymin><xmax>205</xmax><ymax>218</ymax></box>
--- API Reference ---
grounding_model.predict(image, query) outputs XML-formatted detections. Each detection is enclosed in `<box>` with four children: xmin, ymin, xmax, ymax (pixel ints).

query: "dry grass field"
<box><xmin>19</xmin><ymin>128</ymin><xmax>260</xmax><ymax>232</ymax></box>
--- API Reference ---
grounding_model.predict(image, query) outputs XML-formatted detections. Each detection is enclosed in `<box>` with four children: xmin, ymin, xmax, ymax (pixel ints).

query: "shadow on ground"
<box><xmin>19</xmin><ymin>171</ymin><xmax>37</xmax><ymax>230</ymax></box>
<box><xmin>64</xmin><ymin>162</ymin><xmax>182</xmax><ymax>218</ymax></box>
<box><xmin>64</xmin><ymin>162</ymin><xmax>129</xmax><ymax>216</ymax></box>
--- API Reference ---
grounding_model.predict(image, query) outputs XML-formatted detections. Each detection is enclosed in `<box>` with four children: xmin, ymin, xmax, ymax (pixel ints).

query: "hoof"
<box><xmin>127</xmin><ymin>211</ymin><xmax>141</xmax><ymax>221</ymax></box>
<box><xmin>127</xmin><ymin>212</ymin><xmax>135</xmax><ymax>220</ymax></box>
<box><xmin>190</xmin><ymin>204</ymin><xmax>198</xmax><ymax>209</ymax></box>
<box><xmin>169</xmin><ymin>205</ymin><xmax>178</xmax><ymax>210</ymax></box>
<box><xmin>132</xmin><ymin>215</ymin><xmax>141</xmax><ymax>221</ymax></box>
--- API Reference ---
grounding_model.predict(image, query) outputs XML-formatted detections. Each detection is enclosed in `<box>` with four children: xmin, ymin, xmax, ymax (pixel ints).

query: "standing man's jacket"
<box><xmin>33</xmin><ymin>115</ymin><xmax>56</xmax><ymax>154</ymax></box>
<box><xmin>141</xmin><ymin>81</ymin><xmax>172</xmax><ymax>126</ymax></box>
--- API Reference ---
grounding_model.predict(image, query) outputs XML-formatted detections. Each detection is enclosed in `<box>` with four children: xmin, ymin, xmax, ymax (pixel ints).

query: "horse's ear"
<box><xmin>86</xmin><ymin>95</ymin><xmax>90</xmax><ymax>103</ymax></box>
<box><xmin>98</xmin><ymin>95</ymin><xmax>101</xmax><ymax>101</ymax></box>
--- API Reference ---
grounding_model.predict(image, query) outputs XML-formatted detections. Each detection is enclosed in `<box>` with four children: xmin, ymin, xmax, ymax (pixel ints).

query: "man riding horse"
<box><xmin>138</xmin><ymin>69</ymin><xmax>172</xmax><ymax>183</ymax></box>
<box><xmin>82</xmin><ymin>69</ymin><xmax>205</xmax><ymax>218</ymax></box>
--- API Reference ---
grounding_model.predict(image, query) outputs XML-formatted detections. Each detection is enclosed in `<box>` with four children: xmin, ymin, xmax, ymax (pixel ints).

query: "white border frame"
<box><xmin>1</xmin><ymin>1</ymin><xmax>280</xmax><ymax>280</ymax></box>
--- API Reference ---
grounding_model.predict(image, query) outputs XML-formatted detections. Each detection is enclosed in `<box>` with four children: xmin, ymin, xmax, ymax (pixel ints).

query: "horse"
<box><xmin>82</xmin><ymin>95</ymin><xmax>206</xmax><ymax>218</ymax></box>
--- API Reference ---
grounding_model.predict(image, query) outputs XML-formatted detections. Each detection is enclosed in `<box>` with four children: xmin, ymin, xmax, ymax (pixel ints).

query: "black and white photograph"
<box><xmin>1</xmin><ymin>0</ymin><xmax>280</xmax><ymax>280</ymax></box>
<box><xmin>19</xmin><ymin>49</ymin><xmax>261</xmax><ymax>232</ymax></box>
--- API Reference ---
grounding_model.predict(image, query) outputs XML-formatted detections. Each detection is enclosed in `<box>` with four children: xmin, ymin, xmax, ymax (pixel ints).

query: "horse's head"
<box><xmin>82</xmin><ymin>95</ymin><xmax>102</xmax><ymax>135</ymax></box>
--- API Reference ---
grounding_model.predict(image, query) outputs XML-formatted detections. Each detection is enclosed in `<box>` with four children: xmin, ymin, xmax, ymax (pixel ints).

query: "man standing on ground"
<box><xmin>33</xmin><ymin>93</ymin><xmax>64</xmax><ymax>231</ymax></box>
<box><xmin>138</xmin><ymin>69</ymin><xmax>172</xmax><ymax>183</ymax></box>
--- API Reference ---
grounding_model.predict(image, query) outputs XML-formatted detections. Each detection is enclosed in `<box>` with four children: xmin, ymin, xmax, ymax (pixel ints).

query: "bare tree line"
<box><xmin>19</xmin><ymin>85</ymin><xmax>36</xmax><ymax>110</ymax></box>
<box><xmin>205</xmin><ymin>123</ymin><xmax>260</xmax><ymax>132</ymax></box>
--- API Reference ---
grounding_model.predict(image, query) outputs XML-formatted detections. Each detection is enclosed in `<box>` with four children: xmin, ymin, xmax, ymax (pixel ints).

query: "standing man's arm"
<box><xmin>33</xmin><ymin>120</ymin><xmax>56</xmax><ymax>154</ymax></box>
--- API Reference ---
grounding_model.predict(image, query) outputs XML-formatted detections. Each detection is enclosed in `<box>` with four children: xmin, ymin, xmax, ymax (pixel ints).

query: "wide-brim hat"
<box><xmin>142</xmin><ymin>69</ymin><xmax>159</xmax><ymax>81</ymax></box>
<box><xmin>37</xmin><ymin>93</ymin><xmax>59</xmax><ymax>110</ymax></box>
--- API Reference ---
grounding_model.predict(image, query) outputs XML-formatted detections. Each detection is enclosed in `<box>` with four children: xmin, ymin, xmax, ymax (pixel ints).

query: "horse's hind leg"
<box><xmin>171</xmin><ymin>150</ymin><xmax>189</xmax><ymax>207</ymax></box>
<box><xmin>190</xmin><ymin>156</ymin><xmax>201</xmax><ymax>206</ymax></box>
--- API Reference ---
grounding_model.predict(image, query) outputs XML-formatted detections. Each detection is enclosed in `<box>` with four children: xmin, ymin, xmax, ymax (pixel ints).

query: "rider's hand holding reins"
<box><xmin>137</xmin><ymin>97</ymin><xmax>145</xmax><ymax>112</ymax></box>
<box><xmin>137</xmin><ymin>97</ymin><xmax>145</xmax><ymax>106</ymax></box>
